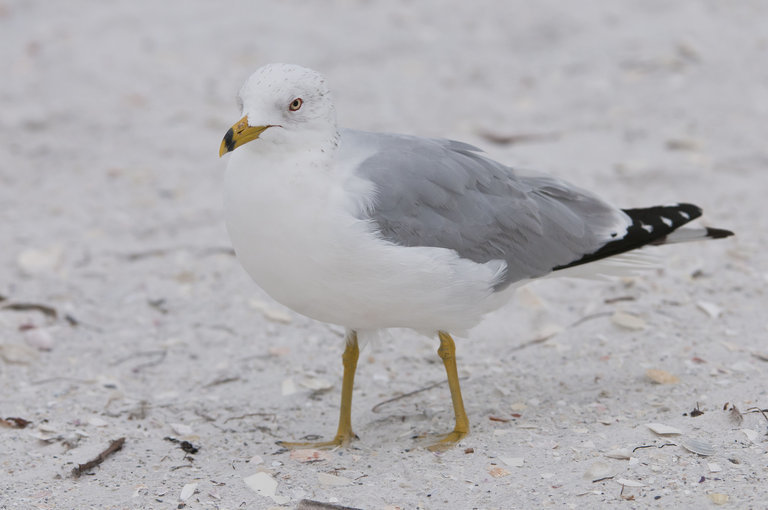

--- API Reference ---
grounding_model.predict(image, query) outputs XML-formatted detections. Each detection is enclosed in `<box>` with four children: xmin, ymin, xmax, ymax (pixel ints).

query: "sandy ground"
<box><xmin>1</xmin><ymin>1</ymin><xmax>767</xmax><ymax>508</ymax></box>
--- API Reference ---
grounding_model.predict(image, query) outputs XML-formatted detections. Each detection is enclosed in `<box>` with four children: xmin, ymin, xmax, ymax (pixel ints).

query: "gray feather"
<box><xmin>342</xmin><ymin>129</ymin><xmax>628</xmax><ymax>290</ymax></box>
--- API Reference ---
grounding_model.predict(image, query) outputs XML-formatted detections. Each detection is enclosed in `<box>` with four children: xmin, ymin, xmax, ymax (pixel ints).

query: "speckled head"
<box><xmin>220</xmin><ymin>63</ymin><xmax>338</xmax><ymax>156</ymax></box>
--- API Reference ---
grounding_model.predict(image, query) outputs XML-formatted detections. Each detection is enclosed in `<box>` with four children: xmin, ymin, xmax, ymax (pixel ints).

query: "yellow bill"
<box><xmin>219</xmin><ymin>115</ymin><xmax>272</xmax><ymax>157</ymax></box>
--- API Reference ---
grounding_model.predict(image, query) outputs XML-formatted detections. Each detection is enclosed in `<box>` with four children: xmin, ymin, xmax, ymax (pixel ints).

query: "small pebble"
<box><xmin>605</xmin><ymin>448</ymin><xmax>632</xmax><ymax>460</ymax></box>
<box><xmin>611</xmin><ymin>311</ymin><xmax>646</xmax><ymax>330</ymax></box>
<box><xmin>488</xmin><ymin>466</ymin><xmax>510</xmax><ymax>478</ymax></box>
<box><xmin>244</xmin><ymin>472</ymin><xmax>288</xmax><ymax>504</ymax></box>
<box><xmin>707</xmin><ymin>493</ymin><xmax>729</xmax><ymax>505</ymax></box>
<box><xmin>499</xmin><ymin>456</ymin><xmax>524</xmax><ymax>467</ymax></box>
<box><xmin>615</xmin><ymin>478</ymin><xmax>644</xmax><ymax>487</ymax></box>
<box><xmin>741</xmin><ymin>429</ymin><xmax>758</xmax><ymax>443</ymax></box>
<box><xmin>23</xmin><ymin>328</ymin><xmax>55</xmax><ymax>351</ymax></box>
<box><xmin>645</xmin><ymin>369</ymin><xmax>680</xmax><ymax>384</ymax></box>
<box><xmin>170</xmin><ymin>423</ymin><xmax>193</xmax><ymax>436</ymax></box>
<box><xmin>696</xmin><ymin>301</ymin><xmax>722</xmax><ymax>318</ymax></box>
<box><xmin>282</xmin><ymin>378</ymin><xmax>298</xmax><ymax>396</ymax></box>
<box><xmin>179</xmin><ymin>483</ymin><xmax>197</xmax><ymax>501</ymax></box>
<box><xmin>584</xmin><ymin>461</ymin><xmax>613</xmax><ymax>480</ymax></box>
<box><xmin>298</xmin><ymin>376</ymin><xmax>334</xmax><ymax>391</ymax></box>
<box><xmin>87</xmin><ymin>417</ymin><xmax>108</xmax><ymax>427</ymax></box>
<box><xmin>646</xmin><ymin>423</ymin><xmax>683</xmax><ymax>435</ymax></box>
<box><xmin>16</xmin><ymin>246</ymin><xmax>63</xmax><ymax>275</ymax></box>
<box><xmin>0</xmin><ymin>343</ymin><xmax>39</xmax><ymax>364</ymax></box>
<box><xmin>317</xmin><ymin>472</ymin><xmax>352</xmax><ymax>487</ymax></box>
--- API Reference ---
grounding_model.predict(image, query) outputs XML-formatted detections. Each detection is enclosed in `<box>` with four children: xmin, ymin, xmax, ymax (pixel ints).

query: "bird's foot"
<box><xmin>277</xmin><ymin>431</ymin><xmax>357</xmax><ymax>450</ymax></box>
<box><xmin>417</xmin><ymin>428</ymin><xmax>469</xmax><ymax>452</ymax></box>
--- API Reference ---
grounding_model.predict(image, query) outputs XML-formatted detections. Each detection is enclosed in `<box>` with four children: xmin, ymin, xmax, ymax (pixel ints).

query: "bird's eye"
<box><xmin>289</xmin><ymin>98</ymin><xmax>303</xmax><ymax>111</ymax></box>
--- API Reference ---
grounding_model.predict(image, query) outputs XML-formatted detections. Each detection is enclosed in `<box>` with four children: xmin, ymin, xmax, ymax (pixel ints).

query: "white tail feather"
<box><xmin>663</xmin><ymin>227</ymin><xmax>713</xmax><ymax>244</ymax></box>
<box><xmin>548</xmin><ymin>251</ymin><xmax>660</xmax><ymax>280</ymax></box>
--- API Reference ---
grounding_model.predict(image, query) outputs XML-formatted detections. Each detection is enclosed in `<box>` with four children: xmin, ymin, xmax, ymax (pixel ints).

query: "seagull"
<box><xmin>219</xmin><ymin>63</ymin><xmax>733</xmax><ymax>451</ymax></box>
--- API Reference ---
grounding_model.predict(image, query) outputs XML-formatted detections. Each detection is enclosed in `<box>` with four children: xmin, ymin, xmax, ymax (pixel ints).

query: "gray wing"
<box><xmin>343</xmin><ymin>129</ymin><xmax>630</xmax><ymax>290</ymax></box>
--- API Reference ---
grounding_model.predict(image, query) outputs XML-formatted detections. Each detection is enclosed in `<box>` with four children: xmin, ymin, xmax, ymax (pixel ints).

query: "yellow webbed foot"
<box><xmin>421</xmin><ymin>332</ymin><xmax>471</xmax><ymax>452</ymax></box>
<box><xmin>425</xmin><ymin>428</ymin><xmax>469</xmax><ymax>452</ymax></box>
<box><xmin>278</xmin><ymin>331</ymin><xmax>360</xmax><ymax>450</ymax></box>
<box><xmin>277</xmin><ymin>431</ymin><xmax>357</xmax><ymax>450</ymax></box>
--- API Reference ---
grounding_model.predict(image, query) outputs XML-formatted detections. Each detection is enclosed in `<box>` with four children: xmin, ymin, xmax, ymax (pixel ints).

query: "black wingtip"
<box><xmin>671</xmin><ymin>202</ymin><xmax>703</xmax><ymax>221</ymax></box>
<box><xmin>553</xmin><ymin>203</ymin><xmax>730</xmax><ymax>273</ymax></box>
<box><xmin>706</xmin><ymin>227</ymin><xmax>735</xmax><ymax>239</ymax></box>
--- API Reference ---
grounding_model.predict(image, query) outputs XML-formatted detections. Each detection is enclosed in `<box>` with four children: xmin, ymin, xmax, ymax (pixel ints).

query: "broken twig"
<box><xmin>475</xmin><ymin>129</ymin><xmax>561</xmax><ymax>146</ymax></box>
<box><xmin>223</xmin><ymin>412</ymin><xmax>276</xmax><ymax>424</ymax></box>
<box><xmin>745</xmin><ymin>407</ymin><xmax>768</xmax><ymax>421</ymax></box>
<box><xmin>0</xmin><ymin>417</ymin><xmax>31</xmax><ymax>428</ymax></box>
<box><xmin>632</xmin><ymin>442</ymin><xmax>677</xmax><ymax>453</ymax></box>
<box><xmin>72</xmin><ymin>437</ymin><xmax>126</xmax><ymax>477</ymax></box>
<box><xmin>297</xmin><ymin>499</ymin><xmax>363</xmax><ymax>510</ymax></box>
<box><xmin>204</xmin><ymin>376</ymin><xmax>240</xmax><ymax>388</ymax></box>
<box><xmin>372</xmin><ymin>377</ymin><xmax>468</xmax><ymax>413</ymax></box>
<box><xmin>110</xmin><ymin>350</ymin><xmax>167</xmax><ymax>372</ymax></box>
<box><xmin>1</xmin><ymin>302</ymin><xmax>58</xmax><ymax>319</ymax></box>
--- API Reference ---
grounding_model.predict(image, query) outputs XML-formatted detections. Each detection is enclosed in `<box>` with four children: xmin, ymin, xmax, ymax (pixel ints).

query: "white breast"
<box><xmin>224</xmin><ymin>144</ymin><xmax>508</xmax><ymax>333</ymax></box>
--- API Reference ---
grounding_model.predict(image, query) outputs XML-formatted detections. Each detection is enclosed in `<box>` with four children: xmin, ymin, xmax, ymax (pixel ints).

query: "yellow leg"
<box><xmin>278</xmin><ymin>330</ymin><xmax>359</xmax><ymax>449</ymax></box>
<box><xmin>427</xmin><ymin>331</ymin><xmax>470</xmax><ymax>451</ymax></box>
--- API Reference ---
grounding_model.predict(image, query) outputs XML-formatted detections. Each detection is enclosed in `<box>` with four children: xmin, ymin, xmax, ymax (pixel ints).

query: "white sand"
<box><xmin>1</xmin><ymin>1</ymin><xmax>765</xmax><ymax>508</ymax></box>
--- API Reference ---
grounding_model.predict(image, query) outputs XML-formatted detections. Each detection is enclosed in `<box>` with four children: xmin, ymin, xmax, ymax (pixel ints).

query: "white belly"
<box><xmin>224</xmin><ymin>148</ymin><xmax>507</xmax><ymax>332</ymax></box>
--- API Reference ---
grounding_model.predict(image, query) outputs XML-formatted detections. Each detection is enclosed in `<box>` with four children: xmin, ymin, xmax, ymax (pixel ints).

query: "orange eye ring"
<box><xmin>289</xmin><ymin>98</ymin><xmax>303</xmax><ymax>111</ymax></box>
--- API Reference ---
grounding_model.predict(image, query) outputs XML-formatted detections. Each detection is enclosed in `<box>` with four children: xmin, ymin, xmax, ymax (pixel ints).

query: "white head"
<box><xmin>219</xmin><ymin>63</ymin><xmax>338</xmax><ymax>156</ymax></box>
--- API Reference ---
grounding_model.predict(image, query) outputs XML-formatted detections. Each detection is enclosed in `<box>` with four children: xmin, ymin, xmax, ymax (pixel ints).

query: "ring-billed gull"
<box><xmin>219</xmin><ymin>63</ymin><xmax>733</xmax><ymax>450</ymax></box>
